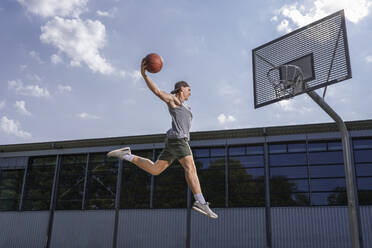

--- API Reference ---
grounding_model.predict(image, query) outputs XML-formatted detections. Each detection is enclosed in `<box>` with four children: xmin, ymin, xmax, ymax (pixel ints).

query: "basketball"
<box><xmin>144</xmin><ymin>53</ymin><xmax>163</xmax><ymax>73</ymax></box>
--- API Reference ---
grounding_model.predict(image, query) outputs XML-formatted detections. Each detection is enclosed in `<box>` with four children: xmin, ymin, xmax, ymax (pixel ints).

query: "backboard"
<box><xmin>252</xmin><ymin>10</ymin><xmax>351</xmax><ymax>108</ymax></box>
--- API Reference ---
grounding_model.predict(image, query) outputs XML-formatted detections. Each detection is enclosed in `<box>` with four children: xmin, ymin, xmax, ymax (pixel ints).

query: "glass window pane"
<box><xmin>121</xmin><ymin>166</ymin><xmax>151</xmax><ymax>209</ymax></box>
<box><xmin>270</xmin><ymin>153</ymin><xmax>307</xmax><ymax>166</ymax></box>
<box><xmin>270</xmin><ymin>166</ymin><xmax>308</xmax><ymax>179</ymax></box>
<box><xmin>23</xmin><ymin>156</ymin><xmax>56</xmax><ymax>210</ymax></box>
<box><xmin>328</xmin><ymin>141</ymin><xmax>342</xmax><ymax>151</ymax></box>
<box><xmin>229</xmin><ymin>146</ymin><xmax>245</xmax><ymax>156</ymax></box>
<box><xmin>208</xmin><ymin>158</ymin><xmax>225</xmax><ymax>169</ymax></box>
<box><xmin>354</xmin><ymin>150</ymin><xmax>372</xmax><ymax>163</ymax></box>
<box><xmin>357</xmin><ymin>177</ymin><xmax>372</xmax><ymax>190</ymax></box>
<box><xmin>246</xmin><ymin>145</ymin><xmax>264</xmax><ymax>155</ymax></box>
<box><xmin>308</xmin><ymin>142</ymin><xmax>327</xmax><ymax>152</ymax></box>
<box><xmin>154</xmin><ymin>166</ymin><xmax>187</xmax><ymax>208</ymax></box>
<box><xmin>86</xmin><ymin>153</ymin><xmax>118</xmax><ymax>210</ymax></box>
<box><xmin>358</xmin><ymin>191</ymin><xmax>372</xmax><ymax>205</ymax></box>
<box><xmin>229</xmin><ymin>156</ymin><xmax>264</xmax><ymax>168</ymax></box>
<box><xmin>353</xmin><ymin>139</ymin><xmax>372</xmax><ymax>149</ymax></box>
<box><xmin>309</xmin><ymin>165</ymin><xmax>345</xmax><ymax>178</ymax></box>
<box><xmin>229</xmin><ymin>194</ymin><xmax>265</xmax><ymax>207</ymax></box>
<box><xmin>269</xmin><ymin>144</ymin><xmax>286</xmax><ymax>153</ymax></box>
<box><xmin>308</xmin><ymin>151</ymin><xmax>343</xmax><ymax>165</ymax></box>
<box><xmin>271</xmin><ymin>193</ymin><xmax>310</xmax><ymax>206</ymax></box>
<box><xmin>0</xmin><ymin>169</ymin><xmax>24</xmax><ymax>210</ymax></box>
<box><xmin>210</xmin><ymin>147</ymin><xmax>225</xmax><ymax>157</ymax></box>
<box><xmin>56</xmin><ymin>154</ymin><xmax>87</xmax><ymax>210</ymax></box>
<box><xmin>356</xmin><ymin>164</ymin><xmax>372</xmax><ymax>176</ymax></box>
<box><xmin>311</xmin><ymin>192</ymin><xmax>347</xmax><ymax>206</ymax></box>
<box><xmin>288</xmin><ymin>143</ymin><xmax>306</xmax><ymax>152</ymax></box>
<box><xmin>193</xmin><ymin>148</ymin><xmax>209</xmax><ymax>158</ymax></box>
<box><xmin>230</xmin><ymin>168</ymin><xmax>264</xmax><ymax>180</ymax></box>
<box><xmin>195</xmin><ymin>158</ymin><xmax>225</xmax><ymax>170</ymax></box>
<box><xmin>270</xmin><ymin>178</ymin><xmax>309</xmax><ymax>193</ymax></box>
<box><xmin>311</xmin><ymin>178</ymin><xmax>346</xmax><ymax>191</ymax></box>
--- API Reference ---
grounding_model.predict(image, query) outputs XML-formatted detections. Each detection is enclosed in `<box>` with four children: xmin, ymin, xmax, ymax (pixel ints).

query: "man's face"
<box><xmin>181</xmin><ymin>86</ymin><xmax>191</xmax><ymax>100</ymax></box>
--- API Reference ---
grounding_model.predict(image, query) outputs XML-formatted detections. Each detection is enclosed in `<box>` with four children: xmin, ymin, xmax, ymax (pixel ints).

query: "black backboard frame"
<box><xmin>252</xmin><ymin>10</ymin><xmax>351</xmax><ymax>108</ymax></box>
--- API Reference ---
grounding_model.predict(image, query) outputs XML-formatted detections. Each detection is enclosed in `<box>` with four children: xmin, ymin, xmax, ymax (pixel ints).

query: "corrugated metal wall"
<box><xmin>0</xmin><ymin>211</ymin><xmax>49</xmax><ymax>248</ymax></box>
<box><xmin>360</xmin><ymin>206</ymin><xmax>372</xmax><ymax>248</ymax></box>
<box><xmin>190</xmin><ymin>208</ymin><xmax>266</xmax><ymax>248</ymax></box>
<box><xmin>50</xmin><ymin>210</ymin><xmax>115</xmax><ymax>248</ymax></box>
<box><xmin>0</xmin><ymin>207</ymin><xmax>371</xmax><ymax>247</ymax></box>
<box><xmin>271</xmin><ymin>207</ymin><xmax>351</xmax><ymax>248</ymax></box>
<box><xmin>117</xmin><ymin>209</ymin><xmax>187</xmax><ymax>248</ymax></box>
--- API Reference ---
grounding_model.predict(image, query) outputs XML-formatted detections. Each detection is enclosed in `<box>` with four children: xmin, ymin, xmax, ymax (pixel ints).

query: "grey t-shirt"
<box><xmin>166</xmin><ymin>103</ymin><xmax>193</xmax><ymax>140</ymax></box>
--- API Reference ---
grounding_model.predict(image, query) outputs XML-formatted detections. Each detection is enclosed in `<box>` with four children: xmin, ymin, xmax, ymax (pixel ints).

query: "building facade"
<box><xmin>0</xmin><ymin>120</ymin><xmax>372</xmax><ymax>248</ymax></box>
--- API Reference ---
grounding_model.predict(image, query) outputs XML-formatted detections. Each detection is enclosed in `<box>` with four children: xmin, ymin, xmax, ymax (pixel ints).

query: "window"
<box><xmin>194</xmin><ymin>147</ymin><xmax>226</xmax><ymax>207</ymax></box>
<box><xmin>269</xmin><ymin>142</ymin><xmax>310</xmax><ymax>206</ymax></box>
<box><xmin>0</xmin><ymin>169</ymin><xmax>24</xmax><ymax>211</ymax></box>
<box><xmin>121</xmin><ymin>150</ymin><xmax>152</xmax><ymax>209</ymax></box>
<box><xmin>23</xmin><ymin>156</ymin><xmax>56</xmax><ymax>210</ymax></box>
<box><xmin>85</xmin><ymin>153</ymin><xmax>118</xmax><ymax>210</ymax></box>
<box><xmin>308</xmin><ymin>141</ymin><xmax>346</xmax><ymax>206</ymax></box>
<box><xmin>354</xmin><ymin>138</ymin><xmax>372</xmax><ymax>205</ymax></box>
<box><xmin>229</xmin><ymin>145</ymin><xmax>264</xmax><ymax>207</ymax></box>
<box><xmin>56</xmin><ymin>154</ymin><xmax>87</xmax><ymax>210</ymax></box>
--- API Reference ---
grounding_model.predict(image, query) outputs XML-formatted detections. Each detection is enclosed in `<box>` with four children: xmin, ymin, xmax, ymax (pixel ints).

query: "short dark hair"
<box><xmin>171</xmin><ymin>81</ymin><xmax>190</xmax><ymax>94</ymax></box>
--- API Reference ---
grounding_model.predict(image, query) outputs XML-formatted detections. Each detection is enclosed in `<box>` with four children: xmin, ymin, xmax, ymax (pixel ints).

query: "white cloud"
<box><xmin>277</xmin><ymin>19</ymin><xmax>292</xmax><ymax>33</ymax></box>
<box><xmin>40</xmin><ymin>17</ymin><xmax>115</xmax><ymax>75</ymax></box>
<box><xmin>365</xmin><ymin>55</ymin><xmax>372</xmax><ymax>63</ymax></box>
<box><xmin>97</xmin><ymin>10</ymin><xmax>110</xmax><ymax>17</ymax></box>
<box><xmin>19</xmin><ymin>65</ymin><xmax>28</xmax><ymax>71</ymax></box>
<box><xmin>274</xmin><ymin>98</ymin><xmax>313</xmax><ymax>114</ymax></box>
<box><xmin>57</xmin><ymin>84</ymin><xmax>72</xmax><ymax>93</ymax></box>
<box><xmin>0</xmin><ymin>116</ymin><xmax>32</xmax><ymax>138</ymax></box>
<box><xmin>14</xmin><ymin>100</ymin><xmax>32</xmax><ymax>116</ymax></box>
<box><xmin>119</xmin><ymin>70</ymin><xmax>126</xmax><ymax>78</ymax></box>
<box><xmin>76</xmin><ymin>112</ymin><xmax>101</xmax><ymax>120</ymax></box>
<box><xmin>273</xmin><ymin>0</ymin><xmax>372</xmax><ymax>33</ymax></box>
<box><xmin>51</xmin><ymin>54</ymin><xmax>63</xmax><ymax>64</ymax></box>
<box><xmin>97</xmin><ymin>8</ymin><xmax>118</xmax><ymax>18</ymax></box>
<box><xmin>8</xmin><ymin>80</ymin><xmax>50</xmax><ymax>98</ymax></box>
<box><xmin>0</xmin><ymin>100</ymin><xmax>5</xmax><ymax>110</ymax></box>
<box><xmin>218</xmin><ymin>113</ymin><xmax>236</xmax><ymax>124</ymax></box>
<box><xmin>129</xmin><ymin>70</ymin><xmax>141</xmax><ymax>81</ymax></box>
<box><xmin>17</xmin><ymin>0</ymin><xmax>88</xmax><ymax>18</ymax></box>
<box><xmin>29</xmin><ymin>50</ymin><xmax>44</xmax><ymax>64</ymax></box>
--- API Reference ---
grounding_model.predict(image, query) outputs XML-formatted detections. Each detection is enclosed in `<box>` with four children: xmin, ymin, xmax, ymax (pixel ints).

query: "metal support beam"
<box><xmin>263</xmin><ymin>131</ymin><xmax>272</xmax><ymax>248</ymax></box>
<box><xmin>82</xmin><ymin>153</ymin><xmax>90</xmax><ymax>210</ymax></box>
<box><xmin>307</xmin><ymin>90</ymin><xmax>363</xmax><ymax>248</ymax></box>
<box><xmin>45</xmin><ymin>155</ymin><xmax>61</xmax><ymax>248</ymax></box>
<box><xmin>113</xmin><ymin>159</ymin><xmax>123</xmax><ymax>248</ymax></box>
<box><xmin>186</xmin><ymin>186</ymin><xmax>191</xmax><ymax>248</ymax></box>
<box><xmin>18</xmin><ymin>157</ymin><xmax>29</xmax><ymax>211</ymax></box>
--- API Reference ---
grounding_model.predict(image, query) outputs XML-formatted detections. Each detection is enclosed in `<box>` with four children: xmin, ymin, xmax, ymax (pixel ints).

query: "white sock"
<box><xmin>122</xmin><ymin>154</ymin><xmax>134</xmax><ymax>162</ymax></box>
<box><xmin>194</xmin><ymin>193</ymin><xmax>206</xmax><ymax>205</ymax></box>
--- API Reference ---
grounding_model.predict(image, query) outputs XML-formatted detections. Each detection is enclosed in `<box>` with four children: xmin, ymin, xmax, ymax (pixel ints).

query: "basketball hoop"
<box><xmin>267</xmin><ymin>64</ymin><xmax>305</xmax><ymax>98</ymax></box>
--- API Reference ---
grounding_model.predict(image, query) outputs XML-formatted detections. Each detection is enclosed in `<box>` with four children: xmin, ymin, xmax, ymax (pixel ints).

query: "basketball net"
<box><xmin>267</xmin><ymin>64</ymin><xmax>305</xmax><ymax>98</ymax></box>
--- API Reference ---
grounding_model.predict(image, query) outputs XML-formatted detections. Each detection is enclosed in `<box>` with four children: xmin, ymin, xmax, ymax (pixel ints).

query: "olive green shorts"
<box><xmin>158</xmin><ymin>138</ymin><xmax>192</xmax><ymax>164</ymax></box>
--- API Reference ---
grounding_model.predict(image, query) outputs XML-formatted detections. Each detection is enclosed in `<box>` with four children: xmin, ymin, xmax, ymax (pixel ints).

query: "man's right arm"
<box><xmin>141</xmin><ymin>59</ymin><xmax>175</xmax><ymax>106</ymax></box>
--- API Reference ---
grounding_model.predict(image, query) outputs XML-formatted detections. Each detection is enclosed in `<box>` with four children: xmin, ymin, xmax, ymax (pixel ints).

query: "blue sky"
<box><xmin>0</xmin><ymin>0</ymin><xmax>371</xmax><ymax>145</ymax></box>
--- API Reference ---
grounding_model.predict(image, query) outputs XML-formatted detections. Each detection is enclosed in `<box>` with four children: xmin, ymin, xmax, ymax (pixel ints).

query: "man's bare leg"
<box><xmin>178</xmin><ymin>155</ymin><xmax>202</xmax><ymax>194</ymax></box>
<box><xmin>131</xmin><ymin>156</ymin><xmax>170</xmax><ymax>176</ymax></box>
<box><xmin>107</xmin><ymin>147</ymin><xmax>170</xmax><ymax>175</ymax></box>
<box><xmin>179</xmin><ymin>155</ymin><xmax>218</xmax><ymax>218</ymax></box>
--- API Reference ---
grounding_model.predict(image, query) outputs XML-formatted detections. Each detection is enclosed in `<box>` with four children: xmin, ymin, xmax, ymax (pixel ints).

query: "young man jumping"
<box><xmin>107</xmin><ymin>59</ymin><xmax>218</xmax><ymax>219</ymax></box>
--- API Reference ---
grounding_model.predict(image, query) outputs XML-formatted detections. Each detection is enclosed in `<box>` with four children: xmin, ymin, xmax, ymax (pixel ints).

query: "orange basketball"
<box><xmin>144</xmin><ymin>53</ymin><xmax>163</xmax><ymax>73</ymax></box>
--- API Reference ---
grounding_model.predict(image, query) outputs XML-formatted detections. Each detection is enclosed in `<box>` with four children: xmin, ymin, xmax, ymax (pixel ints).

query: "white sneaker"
<box><xmin>107</xmin><ymin>147</ymin><xmax>131</xmax><ymax>159</ymax></box>
<box><xmin>192</xmin><ymin>201</ymin><xmax>218</xmax><ymax>219</ymax></box>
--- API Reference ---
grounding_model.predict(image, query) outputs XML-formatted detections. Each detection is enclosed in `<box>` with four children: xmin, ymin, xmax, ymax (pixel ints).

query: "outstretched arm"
<box><xmin>141</xmin><ymin>59</ymin><xmax>179</xmax><ymax>106</ymax></box>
